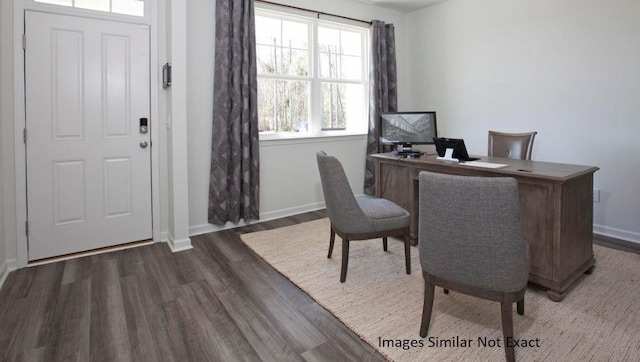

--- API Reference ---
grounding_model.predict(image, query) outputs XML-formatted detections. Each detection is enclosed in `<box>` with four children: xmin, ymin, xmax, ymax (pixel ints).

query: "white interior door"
<box><xmin>25</xmin><ymin>11</ymin><xmax>152</xmax><ymax>261</ymax></box>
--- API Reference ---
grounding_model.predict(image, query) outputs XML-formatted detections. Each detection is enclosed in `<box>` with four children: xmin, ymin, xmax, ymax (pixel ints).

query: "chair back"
<box><xmin>418</xmin><ymin>171</ymin><xmax>529</xmax><ymax>293</ymax></box>
<box><xmin>316</xmin><ymin>152</ymin><xmax>366</xmax><ymax>231</ymax></box>
<box><xmin>488</xmin><ymin>131</ymin><xmax>537</xmax><ymax>160</ymax></box>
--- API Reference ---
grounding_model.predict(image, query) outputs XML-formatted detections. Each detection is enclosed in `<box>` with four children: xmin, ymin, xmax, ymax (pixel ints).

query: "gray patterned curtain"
<box><xmin>209</xmin><ymin>0</ymin><xmax>260</xmax><ymax>225</ymax></box>
<box><xmin>364</xmin><ymin>20</ymin><xmax>397</xmax><ymax>195</ymax></box>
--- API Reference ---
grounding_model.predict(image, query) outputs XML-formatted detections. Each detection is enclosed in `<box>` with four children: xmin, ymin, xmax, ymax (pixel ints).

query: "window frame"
<box><xmin>31</xmin><ymin>0</ymin><xmax>147</xmax><ymax>19</ymax></box>
<box><xmin>255</xmin><ymin>6</ymin><xmax>370</xmax><ymax>141</ymax></box>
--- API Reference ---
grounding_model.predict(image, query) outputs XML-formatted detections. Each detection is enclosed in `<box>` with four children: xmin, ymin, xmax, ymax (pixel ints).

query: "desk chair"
<box><xmin>316</xmin><ymin>151</ymin><xmax>411</xmax><ymax>283</ymax></box>
<box><xmin>418</xmin><ymin>171</ymin><xmax>529</xmax><ymax>362</ymax></box>
<box><xmin>488</xmin><ymin>131</ymin><xmax>537</xmax><ymax>160</ymax></box>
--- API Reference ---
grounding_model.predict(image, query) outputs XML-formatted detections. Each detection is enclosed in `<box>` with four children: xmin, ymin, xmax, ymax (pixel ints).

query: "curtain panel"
<box><xmin>209</xmin><ymin>0</ymin><xmax>260</xmax><ymax>225</ymax></box>
<box><xmin>364</xmin><ymin>20</ymin><xmax>398</xmax><ymax>195</ymax></box>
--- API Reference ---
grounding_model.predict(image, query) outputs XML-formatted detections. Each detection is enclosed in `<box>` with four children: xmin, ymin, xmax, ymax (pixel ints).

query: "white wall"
<box><xmin>164</xmin><ymin>0</ymin><xmax>192</xmax><ymax>250</ymax></box>
<box><xmin>0</xmin><ymin>0</ymin><xmax>14</xmax><ymax>281</ymax></box>
<box><xmin>407</xmin><ymin>0</ymin><xmax>640</xmax><ymax>242</ymax></box>
<box><xmin>186</xmin><ymin>0</ymin><xmax>410</xmax><ymax>234</ymax></box>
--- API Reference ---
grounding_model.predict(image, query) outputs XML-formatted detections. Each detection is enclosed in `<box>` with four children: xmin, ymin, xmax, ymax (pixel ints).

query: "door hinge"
<box><xmin>25</xmin><ymin>221</ymin><xmax>29</xmax><ymax>237</ymax></box>
<box><xmin>22</xmin><ymin>34</ymin><xmax>26</xmax><ymax>50</ymax></box>
<box><xmin>23</xmin><ymin>128</ymin><xmax>27</xmax><ymax>144</ymax></box>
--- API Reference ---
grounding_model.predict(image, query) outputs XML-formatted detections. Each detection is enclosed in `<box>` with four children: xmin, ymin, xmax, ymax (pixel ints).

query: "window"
<box><xmin>255</xmin><ymin>8</ymin><xmax>369</xmax><ymax>139</ymax></box>
<box><xmin>34</xmin><ymin>0</ymin><xmax>144</xmax><ymax>17</ymax></box>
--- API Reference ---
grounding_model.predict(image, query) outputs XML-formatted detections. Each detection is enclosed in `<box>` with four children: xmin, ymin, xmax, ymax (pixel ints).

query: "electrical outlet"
<box><xmin>593</xmin><ymin>188</ymin><xmax>600</xmax><ymax>202</ymax></box>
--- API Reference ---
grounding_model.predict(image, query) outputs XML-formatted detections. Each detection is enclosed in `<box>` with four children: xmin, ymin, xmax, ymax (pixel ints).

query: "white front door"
<box><xmin>25</xmin><ymin>11</ymin><xmax>152</xmax><ymax>261</ymax></box>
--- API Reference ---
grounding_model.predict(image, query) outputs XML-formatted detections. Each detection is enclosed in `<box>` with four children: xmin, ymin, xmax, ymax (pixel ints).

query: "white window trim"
<box><xmin>255</xmin><ymin>5</ymin><xmax>370</xmax><ymax>141</ymax></box>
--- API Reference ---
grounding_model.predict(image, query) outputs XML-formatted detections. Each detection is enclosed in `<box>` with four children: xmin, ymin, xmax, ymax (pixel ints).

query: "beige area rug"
<box><xmin>240</xmin><ymin>218</ymin><xmax>640</xmax><ymax>361</ymax></box>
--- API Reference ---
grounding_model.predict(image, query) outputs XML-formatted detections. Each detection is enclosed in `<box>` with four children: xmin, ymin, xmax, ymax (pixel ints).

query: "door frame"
<box><xmin>12</xmin><ymin>0</ymin><xmax>163</xmax><ymax>267</ymax></box>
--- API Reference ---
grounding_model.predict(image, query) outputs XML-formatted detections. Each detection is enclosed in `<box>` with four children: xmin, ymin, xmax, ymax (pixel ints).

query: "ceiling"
<box><xmin>357</xmin><ymin>0</ymin><xmax>447</xmax><ymax>13</ymax></box>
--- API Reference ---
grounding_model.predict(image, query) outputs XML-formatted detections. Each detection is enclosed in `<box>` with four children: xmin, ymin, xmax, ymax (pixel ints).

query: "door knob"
<box><xmin>139</xmin><ymin>141</ymin><xmax>148</xmax><ymax>149</ymax></box>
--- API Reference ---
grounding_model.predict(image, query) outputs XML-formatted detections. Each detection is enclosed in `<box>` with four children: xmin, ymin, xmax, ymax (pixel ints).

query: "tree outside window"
<box><xmin>256</xmin><ymin>9</ymin><xmax>368</xmax><ymax>138</ymax></box>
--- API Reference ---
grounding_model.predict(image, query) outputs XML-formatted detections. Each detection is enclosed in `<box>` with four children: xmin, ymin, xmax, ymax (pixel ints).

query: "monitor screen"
<box><xmin>380</xmin><ymin>112</ymin><xmax>437</xmax><ymax>146</ymax></box>
<box><xmin>433</xmin><ymin>137</ymin><xmax>477</xmax><ymax>161</ymax></box>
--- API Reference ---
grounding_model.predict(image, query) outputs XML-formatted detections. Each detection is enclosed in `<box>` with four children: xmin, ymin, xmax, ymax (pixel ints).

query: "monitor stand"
<box><xmin>396</xmin><ymin>144</ymin><xmax>413</xmax><ymax>153</ymax></box>
<box><xmin>436</xmin><ymin>148</ymin><xmax>459</xmax><ymax>162</ymax></box>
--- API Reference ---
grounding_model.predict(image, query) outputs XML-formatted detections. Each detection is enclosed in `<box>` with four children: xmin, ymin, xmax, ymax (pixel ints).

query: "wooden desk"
<box><xmin>372</xmin><ymin>153</ymin><xmax>599</xmax><ymax>302</ymax></box>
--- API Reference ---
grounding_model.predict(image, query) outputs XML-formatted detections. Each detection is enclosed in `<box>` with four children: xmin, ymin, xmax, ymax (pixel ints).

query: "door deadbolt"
<box><xmin>139</xmin><ymin>141</ymin><xmax>148</xmax><ymax>149</ymax></box>
<box><xmin>139</xmin><ymin>118</ymin><xmax>148</xmax><ymax>134</ymax></box>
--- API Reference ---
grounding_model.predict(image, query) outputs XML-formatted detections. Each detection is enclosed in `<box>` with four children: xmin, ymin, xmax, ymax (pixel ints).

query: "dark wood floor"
<box><xmin>2</xmin><ymin>211</ymin><xmax>637</xmax><ymax>362</ymax></box>
<box><xmin>0</xmin><ymin>210</ymin><xmax>385</xmax><ymax>362</ymax></box>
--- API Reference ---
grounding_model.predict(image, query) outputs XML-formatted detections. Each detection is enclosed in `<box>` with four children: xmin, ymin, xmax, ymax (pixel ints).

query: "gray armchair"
<box><xmin>316</xmin><ymin>151</ymin><xmax>411</xmax><ymax>283</ymax></box>
<box><xmin>418</xmin><ymin>171</ymin><xmax>529</xmax><ymax>362</ymax></box>
<box><xmin>488</xmin><ymin>131</ymin><xmax>537</xmax><ymax>160</ymax></box>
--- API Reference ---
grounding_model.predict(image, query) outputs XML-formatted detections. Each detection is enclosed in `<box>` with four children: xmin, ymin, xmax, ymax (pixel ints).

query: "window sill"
<box><xmin>259</xmin><ymin>133</ymin><xmax>367</xmax><ymax>146</ymax></box>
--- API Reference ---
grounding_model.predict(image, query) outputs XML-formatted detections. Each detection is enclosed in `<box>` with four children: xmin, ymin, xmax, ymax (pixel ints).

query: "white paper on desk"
<box><xmin>461</xmin><ymin>161</ymin><xmax>510</xmax><ymax>169</ymax></box>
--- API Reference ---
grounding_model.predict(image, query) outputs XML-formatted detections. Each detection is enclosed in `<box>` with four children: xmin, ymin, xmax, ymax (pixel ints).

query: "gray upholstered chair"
<box><xmin>316</xmin><ymin>151</ymin><xmax>411</xmax><ymax>283</ymax></box>
<box><xmin>488</xmin><ymin>131</ymin><xmax>537</xmax><ymax>160</ymax></box>
<box><xmin>418</xmin><ymin>171</ymin><xmax>529</xmax><ymax>362</ymax></box>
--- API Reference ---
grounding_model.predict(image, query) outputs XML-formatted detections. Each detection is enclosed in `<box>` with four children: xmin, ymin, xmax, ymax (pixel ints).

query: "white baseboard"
<box><xmin>0</xmin><ymin>258</ymin><xmax>17</xmax><ymax>291</ymax></box>
<box><xmin>189</xmin><ymin>201</ymin><xmax>327</xmax><ymax>237</ymax></box>
<box><xmin>594</xmin><ymin>224</ymin><xmax>640</xmax><ymax>244</ymax></box>
<box><xmin>160</xmin><ymin>231</ymin><xmax>169</xmax><ymax>243</ymax></box>
<box><xmin>189</xmin><ymin>219</ymin><xmax>250</xmax><ymax>237</ymax></box>
<box><xmin>258</xmin><ymin>201</ymin><xmax>326</xmax><ymax>223</ymax></box>
<box><xmin>166</xmin><ymin>232</ymin><xmax>193</xmax><ymax>252</ymax></box>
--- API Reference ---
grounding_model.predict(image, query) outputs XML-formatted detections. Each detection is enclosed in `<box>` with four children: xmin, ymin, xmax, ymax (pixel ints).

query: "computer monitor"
<box><xmin>380</xmin><ymin>112</ymin><xmax>437</xmax><ymax>154</ymax></box>
<box><xmin>433</xmin><ymin>137</ymin><xmax>479</xmax><ymax>162</ymax></box>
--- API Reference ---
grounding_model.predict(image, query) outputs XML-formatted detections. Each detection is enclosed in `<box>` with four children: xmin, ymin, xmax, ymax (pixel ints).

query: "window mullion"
<box><xmin>311</xmin><ymin>21</ymin><xmax>322</xmax><ymax>135</ymax></box>
<box><xmin>34</xmin><ymin>0</ymin><xmax>145</xmax><ymax>17</ymax></box>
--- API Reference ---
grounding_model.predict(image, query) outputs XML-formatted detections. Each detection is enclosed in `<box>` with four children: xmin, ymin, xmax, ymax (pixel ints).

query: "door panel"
<box><xmin>25</xmin><ymin>11</ymin><xmax>152</xmax><ymax>260</ymax></box>
<box><xmin>53</xmin><ymin>160</ymin><xmax>86</xmax><ymax>225</ymax></box>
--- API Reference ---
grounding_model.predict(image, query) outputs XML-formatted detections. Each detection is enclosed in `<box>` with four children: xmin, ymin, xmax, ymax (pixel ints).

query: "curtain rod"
<box><xmin>255</xmin><ymin>0</ymin><xmax>372</xmax><ymax>25</ymax></box>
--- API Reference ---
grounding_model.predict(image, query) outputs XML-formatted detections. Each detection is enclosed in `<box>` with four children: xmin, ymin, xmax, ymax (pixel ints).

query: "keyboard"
<box><xmin>394</xmin><ymin>151</ymin><xmax>424</xmax><ymax>157</ymax></box>
<box><xmin>460</xmin><ymin>161</ymin><xmax>510</xmax><ymax>169</ymax></box>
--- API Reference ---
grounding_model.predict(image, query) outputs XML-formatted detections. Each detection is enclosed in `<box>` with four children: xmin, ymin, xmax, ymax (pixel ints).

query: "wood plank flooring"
<box><xmin>2</xmin><ymin>210</ymin><xmax>636</xmax><ymax>362</ymax></box>
<box><xmin>0</xmin><ymin>211</ymin><xmax>385</xmax><ymax>361</ymax></box>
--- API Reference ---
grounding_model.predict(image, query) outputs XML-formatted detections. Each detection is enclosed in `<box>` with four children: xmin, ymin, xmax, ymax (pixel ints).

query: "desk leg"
<box><xmin>545</xmin><ymin>256</ymin><xmax>596</xmax><ymax>302</ymax></box>
<box><xmin>547</xmin><ymin>290</ymin><xmax>568</xmax><ymax>302</ymax></box>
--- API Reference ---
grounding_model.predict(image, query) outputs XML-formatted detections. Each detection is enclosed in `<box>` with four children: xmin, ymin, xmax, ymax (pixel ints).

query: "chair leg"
<box><xmin>517</xmin><ymin>297</ymin><xmax>525</xmax><ymax>316</ymax></box>
<box><xmin>404</xmin><ymin>234</ymin><xmax>411</xmax><ymax>274</ymax></box>
<box><xmin>500</xmin><ymin>299</ymin><xmax>516</xmax><ymax>362</ymax></box>
<box><xmin>419</xmin><ymin>274</ymin><xmax>435</xmax><ymax>338</ymax></box>
<box><xmin>327</xmin><ymin>228</ymin><xmax>336</xmax><ymax>258</ymax></box>
<box><xmin>340</xmin><ymin>238</ymin><xmax>350</xmax><ymax>283</ymax></box>
<box><xmin>383</xmin><ymin>237</ymin><xmax>388</xmax><ymax>252</ymax></box>
<box><xmin>443</xmin><ymin>289</ymin><xmax>449</xmax><ymax>294</ymax></box>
